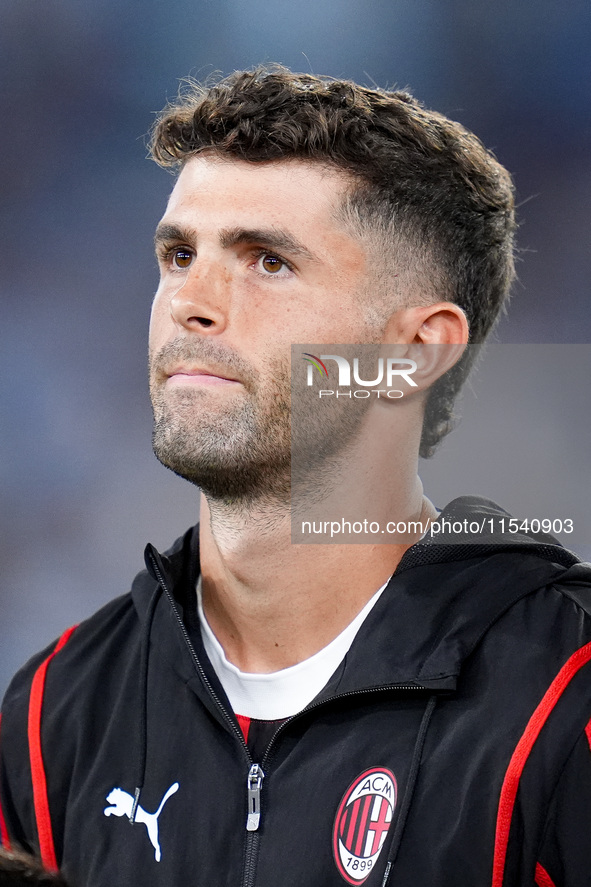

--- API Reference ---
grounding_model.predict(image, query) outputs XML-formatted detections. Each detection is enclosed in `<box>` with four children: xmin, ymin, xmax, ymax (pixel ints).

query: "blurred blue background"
<box><xmin>1</xmin><ymin>0</ymin><xmax>590</xmax><ymax>697</ymax></box>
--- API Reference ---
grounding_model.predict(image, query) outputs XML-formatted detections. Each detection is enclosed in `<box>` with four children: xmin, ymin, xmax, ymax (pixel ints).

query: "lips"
<box><xmin>165</xmin><ymin>366</ymin><xmax>241</xmax><ymax>385</ymax></box>
<box><xmin>150</xmin><ymin>339</ymin><xmax>253</xmax><ymax>391</ymax></box>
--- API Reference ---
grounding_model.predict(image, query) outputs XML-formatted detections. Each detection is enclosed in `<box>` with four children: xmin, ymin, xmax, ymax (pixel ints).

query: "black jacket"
<box><xmin>2</xmin><ymin>497</ymin><xmax>591</xmax><ymax>887</ymax></box>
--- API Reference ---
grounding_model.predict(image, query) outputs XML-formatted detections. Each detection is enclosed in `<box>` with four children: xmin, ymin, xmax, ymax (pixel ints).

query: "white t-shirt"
<box><xmin>198</xmin><ymin>578</ymin><xmax>390</xmax><ymax>720</ymax></box>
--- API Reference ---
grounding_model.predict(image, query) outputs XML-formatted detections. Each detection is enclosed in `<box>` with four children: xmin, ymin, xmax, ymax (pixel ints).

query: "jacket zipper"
<box><xmin>147</xmin><ymin>552</ymin><xmax>262</xmax><ymax>887</ymax></box>
<box><xmin>147</xmin><ymin>551</ymin><xmax>251</xmax><ymax>758</ymax></box>
<box><xmin>246</xmin><ymin>764</ymin><xmax>264</xmax><ymax>831</ymax></box>
<box><xmin>148</xmin><ymin>549</ymin><xmax>438</xmax><ymax>887</ymax></box>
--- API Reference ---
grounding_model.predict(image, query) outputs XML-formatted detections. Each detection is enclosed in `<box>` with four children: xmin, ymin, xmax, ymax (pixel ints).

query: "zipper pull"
<box><xmin>246</xmin><ymin>763</ymin><xmax>264</xmax><ymax>831</ymax></box>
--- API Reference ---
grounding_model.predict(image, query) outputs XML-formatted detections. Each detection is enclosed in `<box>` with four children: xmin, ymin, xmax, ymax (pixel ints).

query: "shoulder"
<box><xmin>472</xmin><ymin>563</ymin><xmax>591</xmax><ymax>757</ymax></box>
<box><xmin>1</xmin><ymin>525</ymin><xmax>198</xmax><ymax>729</ymax></box>
<box><xmin>1</xmin><ymin>591</ymin><xmax>140</xmax><ymax>733</ymax></box>
<box><xmin>488</xmin><ymin>561</ymin><xmax>591</xmax><ymax>668</ymax></box>
<box><xmin>526</xmin><ymin>562</ymin><xmax>591</xmax><ymax>660</ymax></box>
<box><xmin>549</xmin><ymin>561</ymin><xmax>591</xmax><ymax>613</ymax></box>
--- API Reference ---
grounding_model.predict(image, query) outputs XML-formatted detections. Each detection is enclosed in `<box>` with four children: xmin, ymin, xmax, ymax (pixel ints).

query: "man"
<box><xmin>1</xmin><ymin>66</ymin><xmax>590</xmax><ymax>887</ymax></box>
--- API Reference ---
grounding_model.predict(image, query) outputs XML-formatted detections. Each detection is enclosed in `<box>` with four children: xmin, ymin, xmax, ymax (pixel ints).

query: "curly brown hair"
<box><xmin>150</xmin><ymin>66</ymin><xmax>516</xmax><ymax>456</ymax></box>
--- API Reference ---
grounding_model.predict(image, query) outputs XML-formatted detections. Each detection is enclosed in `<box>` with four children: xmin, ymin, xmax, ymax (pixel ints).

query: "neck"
<box><xmin>199</xmin><ymin>405</ymin><xmax>433</xmax><ymax>672</ymax></box>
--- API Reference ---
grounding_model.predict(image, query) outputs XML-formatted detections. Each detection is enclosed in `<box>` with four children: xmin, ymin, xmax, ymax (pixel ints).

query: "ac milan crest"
<box><xmin>332</xmin><ymin>768</ymin><xmax>397</xmax><ymax>885</ymax></box>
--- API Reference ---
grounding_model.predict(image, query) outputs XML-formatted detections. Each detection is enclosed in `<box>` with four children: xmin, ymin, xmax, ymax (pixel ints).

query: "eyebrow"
<box><xmin>154</xmin><ymin>223</ymin><xmax>197</xmax><ymax>248</ymax></box>
<box><xmin>219</xmin><ymin>227</ymin><xmax>317</xmax><ymax>261</ymax></box>
<box><xmin>154</xmin><ymin>222</ymin><xmax>318</xmax><ymax>262</ymax></box>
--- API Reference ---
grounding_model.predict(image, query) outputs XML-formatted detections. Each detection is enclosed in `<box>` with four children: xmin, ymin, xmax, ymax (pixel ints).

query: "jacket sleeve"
<box><xmin>1</xmin><ymin>692</ymin><xmax>34</xmax><ymax>852</ymax></box>
<box><xmin>0</xmin><ymin>639</ymin><xmax>61</xmax><ymax>856</ymax></box>
<box><xmin>535</xmin><ymin>724</ymin><xmax>591</xmax><ymax>887</ymax></box>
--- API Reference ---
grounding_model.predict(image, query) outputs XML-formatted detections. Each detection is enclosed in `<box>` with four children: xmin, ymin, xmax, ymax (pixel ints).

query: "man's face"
<box><xmin>149</xmin><ymin>155</ymin><xmax>389</xmax><ymax>501</ymax></box>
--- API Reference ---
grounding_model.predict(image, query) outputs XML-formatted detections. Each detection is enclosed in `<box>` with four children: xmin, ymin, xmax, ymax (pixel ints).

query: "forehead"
<box><xmin>163</xmin><ymin>154</ymin><xmax>355</xmax><ymax>232</ymax></box>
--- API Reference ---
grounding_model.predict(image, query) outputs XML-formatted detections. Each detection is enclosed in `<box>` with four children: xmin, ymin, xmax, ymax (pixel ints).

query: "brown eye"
<box><xmin>261</xmin><ymin>254</ymin><xmax>284</xmax><ymax>273</ymax></box>
<box><xmin>173</xmin><ymin>249</ymin><xmax>193</xmax><ymax>269</ymax></box>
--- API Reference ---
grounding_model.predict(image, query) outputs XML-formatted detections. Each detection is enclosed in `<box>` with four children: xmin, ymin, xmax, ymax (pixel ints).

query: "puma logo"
<box><xmin>103</xmin><ymin>782</ymin><xmax>179</xmax><ymax>862</ymax></box>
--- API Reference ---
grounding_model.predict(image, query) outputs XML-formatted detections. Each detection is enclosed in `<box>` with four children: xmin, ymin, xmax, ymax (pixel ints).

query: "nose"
<box><xmin>167</xmin><ymin>259</ymin><xmax>230</xmax><ymax>333</ymax></box>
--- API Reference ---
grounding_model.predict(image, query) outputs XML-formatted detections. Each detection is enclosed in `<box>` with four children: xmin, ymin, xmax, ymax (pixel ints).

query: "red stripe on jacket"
<box><xmin>0</xmin><ymin>714</ymin><xmax>11</xmax><ymax>850</ymax></box>
<box><xmin>27</xmin><ymin>626</ymin><xmax>77</xmax><ymax>872</ymax></box>
<box><xmin>492</xmin><ymin>640</ymin><xmax>591</xmax><ymax>887</ymax></box>
<box><xmin>534</xmin><ymin>861</ymin><xmax>557</xmax><ymax>887</ymax></box>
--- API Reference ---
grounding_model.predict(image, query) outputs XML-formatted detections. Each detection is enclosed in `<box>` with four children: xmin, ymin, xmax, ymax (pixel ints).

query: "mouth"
<box><xmin>164</xmin><ymin>366</ymin><xmax>242</xmax><ymax>387</ymax></box>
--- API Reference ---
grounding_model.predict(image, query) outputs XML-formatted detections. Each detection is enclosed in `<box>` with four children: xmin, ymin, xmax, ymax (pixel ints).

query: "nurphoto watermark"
<box><xmin>290</xmin><ymin>344</ymin><xmax>589</xmax><ymax>551</ymax></box>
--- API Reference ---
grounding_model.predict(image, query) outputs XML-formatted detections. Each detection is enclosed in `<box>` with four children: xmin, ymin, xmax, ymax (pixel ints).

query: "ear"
<box><xmin>382</xmin><ymin>301</ymin><xmax>469</xmax><ymax>346</ymax></box>
<box><xmin>380</xmin><ymin>302</ymin><xmax>469</xmax><ymax>392</ymax></box>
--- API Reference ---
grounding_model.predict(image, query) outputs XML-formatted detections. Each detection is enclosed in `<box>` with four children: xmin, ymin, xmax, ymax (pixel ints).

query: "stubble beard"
<box><xmin>150</xmin><ymin>341</ymin><xmax>293</xmax><ymax>506</ymax></box>
<box><xmin>150</xmin><ymin>339</ymin><xmax>373</xmax><ymax>509</ymax></box>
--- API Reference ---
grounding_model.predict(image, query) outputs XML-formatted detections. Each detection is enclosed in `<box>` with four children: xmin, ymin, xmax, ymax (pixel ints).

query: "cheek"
<box><xmin>148</xmin><ymin>289</ymin><xmax>172</xmax><ymax>352</ymax></box>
